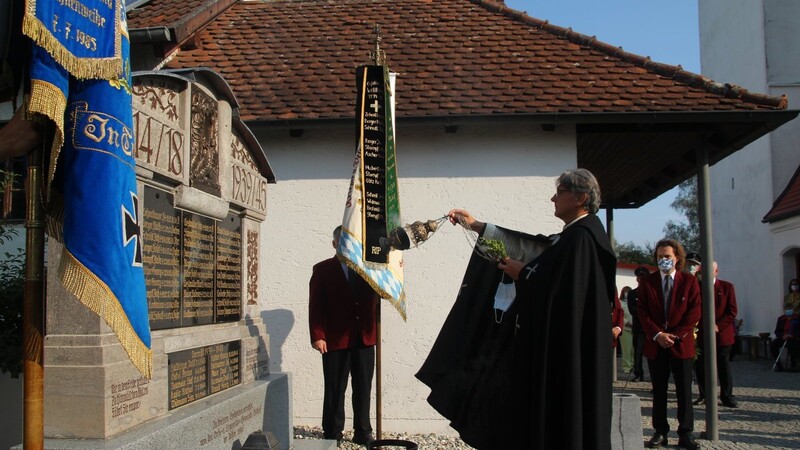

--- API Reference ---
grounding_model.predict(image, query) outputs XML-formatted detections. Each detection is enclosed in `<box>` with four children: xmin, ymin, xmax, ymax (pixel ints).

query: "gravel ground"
<box><xmin>293</xmin><ymin>425</ymin><xmax>474</xmax><ymax>450</ymax></box>
<box><xmin>295</xmin><ymin>358</ymin><xmax>800</xmax><ymax>450</ymax></box>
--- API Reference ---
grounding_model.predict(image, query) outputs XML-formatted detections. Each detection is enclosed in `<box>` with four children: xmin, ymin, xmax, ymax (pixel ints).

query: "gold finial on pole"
<box><xmin>370</xmin><ymin>23</ymin><xmax>386</xmax><ymax>66</ymax></box>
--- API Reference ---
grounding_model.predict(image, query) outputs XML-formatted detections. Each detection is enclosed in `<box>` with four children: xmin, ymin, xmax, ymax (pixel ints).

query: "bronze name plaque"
<box><xmin>143</xmin><ymin>188</ymin><xmax>182</xmax><ymax>329</ymax></box>
<box><xmin>143</xmin><ymin>186</ymin><xmax>242</xmax><ymax>330</ymax></box>
<box><xmin>183</xmin><ymin>212</ymin><xmax>216</xmax><ymax>326</ymax></box>
<box><xmin>216</xmin><ymin>215</ymin><xmax>242</xmax><ymax>322</ymax></box>
<box><xmin>168</xmin><ymin>341</ymin><xmax>241</xmax><ymax>410</ymax></box>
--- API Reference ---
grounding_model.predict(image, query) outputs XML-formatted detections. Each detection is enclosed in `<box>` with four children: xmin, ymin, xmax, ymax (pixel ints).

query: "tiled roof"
<box><xmin>128</xmin><ymin>0</ymin><xmax>788</xmax><ymax>122</ymax></box>
<box><xmin>763</xmin><ymin>163</ymin><xmax>800</xmax><ymax>223</ymax></box>
<box><xmin>127</xmin><ymin>0</ymin><xmax>237</xmax><ymax>45</ymax></box>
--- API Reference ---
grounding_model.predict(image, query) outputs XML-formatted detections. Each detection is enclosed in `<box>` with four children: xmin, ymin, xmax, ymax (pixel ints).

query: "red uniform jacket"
<box><xmin>636</xmin><ymin>270</ymin><xmax>702</xmax><ymax>360</ymax></box>
<box><xmin>309</xmin><ymin>256</ymin><xmax>378</xmax><ymax>351</ymax></box>
<box><xmin>612</xmin><ymin>292</ymin><xmax>624</xmax><ymax>347</ymax></box>
<box><xmin>697</xmin><ymin>279</ymin><xmax>738</xmax><ymax>347</ymax></box>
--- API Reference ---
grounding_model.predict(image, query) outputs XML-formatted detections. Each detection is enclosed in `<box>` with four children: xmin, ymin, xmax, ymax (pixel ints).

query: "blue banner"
<box><xmin>23</xmin><ymin>0</ymin><xmax>123</xmax><ymax>80</ymax></box>
<box><xmin>30</xmin><ymin>13</ymin><xmax>153</xmax><ymax>377</ymax></box>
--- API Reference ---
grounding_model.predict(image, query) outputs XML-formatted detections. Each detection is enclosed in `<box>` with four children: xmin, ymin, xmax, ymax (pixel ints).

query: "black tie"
<box><xmin>663</xmin><ymin>276</ymin><xmax>672</xmax><ymax>318</ymax></box>
<box><xmin>348</xmin><ymin>267</ymin><xmax>358</xmax><ymax>293</ymax></box>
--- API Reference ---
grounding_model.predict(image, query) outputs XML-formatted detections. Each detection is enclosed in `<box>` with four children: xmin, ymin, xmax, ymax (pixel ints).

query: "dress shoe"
<box><xmin>721</xmin><ymin>397</ymin><xmax>738</xmax><ymax>408</ymax></box>
<box><xmin>647</xmin><ymin>433</ymin><xmax>667</xmax><ymax>448</ymax></box>
<box><xmin>678</xmin><ymin>434</ymin><xmax>700</xmax><ymax>450</ymax></box>
<box><xmin>324</xmin><ymin>432</ymin><xmax>343</xmax><ymax>441</ymax></box>
<box><xmin>693</xmin><ymin>395</ymin><xmax>705</xmax><ymax>405</ymax></box>
<box><xmin>353</xmin><ymin>433</ymin><xmax>375</xmax><ymax>446</ymax></box>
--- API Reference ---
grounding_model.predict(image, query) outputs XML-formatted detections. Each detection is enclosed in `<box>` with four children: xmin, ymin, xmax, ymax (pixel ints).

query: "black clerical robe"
<box><xmin>416</xmin><ymin>214</ymin><xmax>616</xmax><ymax>450</ymax></box>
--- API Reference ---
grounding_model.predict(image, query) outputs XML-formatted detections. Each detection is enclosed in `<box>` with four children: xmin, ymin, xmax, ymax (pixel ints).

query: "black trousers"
<box><xmin>321</xmin><ymin>345</ymin><xmax>375</xmax><ymax>439</ymax></box>
<box><xmin>695</xmin><ymin>345</ymin><xmax>733</xmax><ymax>400</ymax></box>
<box><xmin>648</xmin><ymin>349</ymin><xmax>694</xmax><ymax>436</ymax></box>
<box><xmin>632</xmin><ymin>331</ymin><xmax>645</xmax><ymax>378</ymax></box>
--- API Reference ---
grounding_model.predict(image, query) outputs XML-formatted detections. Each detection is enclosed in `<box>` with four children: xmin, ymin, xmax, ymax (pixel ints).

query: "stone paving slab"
<box><xmin>614</xmin><ymin>357</ymin><xmax>800</xmax><ymax>449</ymax></box>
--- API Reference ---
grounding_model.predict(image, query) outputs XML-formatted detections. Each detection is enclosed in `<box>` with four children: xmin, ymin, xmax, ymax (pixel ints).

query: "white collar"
<box><xmin>562</xmin><ymin>212</ymin><xmax>589</xmax><ymax>230</ymax></box>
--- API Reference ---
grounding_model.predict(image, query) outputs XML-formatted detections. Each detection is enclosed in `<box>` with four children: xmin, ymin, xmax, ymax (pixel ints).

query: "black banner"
<box><xmin>356</xmin><ymin>65</ymin><xmax>389</xmax><ymax>264</ymax></box>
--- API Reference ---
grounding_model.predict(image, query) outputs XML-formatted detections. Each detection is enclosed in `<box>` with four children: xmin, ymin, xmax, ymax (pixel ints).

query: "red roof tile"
<box><xmin>763</xmin><ymin>164</ymin><xmax>800</xmax><ymax>223</ymax></box>
<box><xmin>128</xmin><ymin>0</ymin><xmax>788</xmax><ymax>122</ymax></box>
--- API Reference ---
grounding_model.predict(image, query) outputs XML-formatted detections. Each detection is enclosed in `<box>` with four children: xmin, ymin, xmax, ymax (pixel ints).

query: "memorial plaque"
<box><xmin>216</xmin><ymin>214</ymin><xmax>242</xmax><ymax>322</ymax></box>
<box><xmin>209</xmin><ymin>341</ymin><xmax>241</xmax><ymax>394</ymax></box>
<box><xmin>168</xmin><ymin>341</ymin><xmax>241</xmax><ymax>410</ymax></box>
<box><xmin>132</xmin><ymin>79</ymin><xmax>186</xmax><ymax>180</ymax></box>
<box><xmin>143</xmin><ymin>187</ymin><xmax>182</xmax><ymax>330</ymax></box>
<box><xmin>168</xmin><ymin>346</ymin><xmax>209</xmax><ymax>410</ymax></box>
<box><xmin>183</xmin><ymin>212</ymin><xmax>216</xmax><ymax>326</ymax></box>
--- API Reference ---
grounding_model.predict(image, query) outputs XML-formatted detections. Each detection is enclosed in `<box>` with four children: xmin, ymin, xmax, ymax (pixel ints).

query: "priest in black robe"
<box><xmin>416</xmin><ymin>168</ymin><xmax>617</xmax><ymax>450</ymax></box>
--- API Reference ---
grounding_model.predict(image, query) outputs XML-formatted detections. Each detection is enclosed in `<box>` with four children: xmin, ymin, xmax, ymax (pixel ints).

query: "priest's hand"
<box><xmin>0</xmin><ymin>109</ymin><xmax>44</xmax><ymax>159</ymax></box>
<box><xmin>498</xmin><ymin>257</ymin><xmax>523</xmax><ymax>280</ymax></box>
<box><xmin>312</xmin><ymin>339</ymin><xmax>327</xmax><ymax>354</ymax></box>
<box><xmin>447</xmin><ymin>208</ymin><xmax>486</xmax><ymax>234</ymax></box>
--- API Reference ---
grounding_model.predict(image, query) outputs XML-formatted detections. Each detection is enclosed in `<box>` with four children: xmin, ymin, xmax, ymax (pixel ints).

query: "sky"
<box><xmin>504</xmin><ymin>0</ymin><xmax>701</xmax><ymax>247</ymax></box>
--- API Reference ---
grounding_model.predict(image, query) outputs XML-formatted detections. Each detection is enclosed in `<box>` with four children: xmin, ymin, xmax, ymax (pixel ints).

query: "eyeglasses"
<box><xmin>555</xmin><ymin>188</ymin><xmax>572</xmax><ymax>197</ymax></box>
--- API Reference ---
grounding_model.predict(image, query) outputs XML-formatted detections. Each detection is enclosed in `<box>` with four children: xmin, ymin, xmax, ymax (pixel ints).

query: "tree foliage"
<box><xmin>663</xmin><ymin>178</ymin><xmax>700</xmax><ymax>253</ymax></box>
<box><xmin>615</xmin><ymin>240</ymin><xmax>654</xmax><ymax>265</ymax></box>
<box><xmin>614</xmin><ymin>178</ymin><xmax>700</xmax><ymax>265</ymax></box>
<box><xmin>0</xmin><ymin>168</ymin><xmax>24</xmax><ymax>378</ymax></box>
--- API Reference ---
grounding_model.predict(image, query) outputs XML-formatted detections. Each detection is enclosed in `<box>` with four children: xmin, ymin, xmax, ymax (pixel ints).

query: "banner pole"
<box><xmin>376</xmin><ymin>297</ymin><xmax>382</xmax><ymax>440</ymax></box>
<box><xmin>23</xmin><ymin>143</ymin><xmax>46</xmax><ymax>450</ymax></box>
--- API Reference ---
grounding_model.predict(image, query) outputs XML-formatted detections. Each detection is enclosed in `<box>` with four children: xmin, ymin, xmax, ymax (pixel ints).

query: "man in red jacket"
<box><xmin>309</xmin><ymin>226</ymin><xmax>379</xmax><ymax>445</ymax></box>
<box><xmin>637</xmin><ymin>239</ymin><xmax>702</xmax><ymax>450</ymax></box>
<box><xmin>694</xmin><ymin>261</ymin><xmax>739</xmax><ymax>408</ymax></box>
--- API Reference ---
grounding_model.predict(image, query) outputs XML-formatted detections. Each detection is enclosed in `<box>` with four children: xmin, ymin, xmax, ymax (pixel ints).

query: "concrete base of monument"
<box><xmin>13</xmin><ymin>372</ymin><xmax>293</xmax><ymax>450</ymax></box>
<box><xmin>611</xmin><ymin>393</ymin><xmax>645</xmax><ymax>450</ymax></box>
<box><xmin>293</xmin><ymin>440</ymin><xmax>338</xmax><ymax>450</ymax></box>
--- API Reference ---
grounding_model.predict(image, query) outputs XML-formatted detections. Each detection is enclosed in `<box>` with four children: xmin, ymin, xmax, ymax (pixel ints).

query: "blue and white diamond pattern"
<box><xmin>339</xmin><ymin>231</ymin><xmax>406</xmax><ymax>318</ymax></box>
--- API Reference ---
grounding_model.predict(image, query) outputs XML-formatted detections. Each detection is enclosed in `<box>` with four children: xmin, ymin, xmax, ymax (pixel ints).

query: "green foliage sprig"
<box><xmin>477</xmin><ymin>237</ymin><xmax>507</xmax><ymax>261</ymax></box>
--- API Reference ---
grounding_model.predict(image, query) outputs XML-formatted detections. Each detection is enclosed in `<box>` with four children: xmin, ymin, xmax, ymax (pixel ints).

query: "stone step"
<box><xmin>292</xmin><ymin>439</ymin><xmax>337</xmax><ymax>450</ymax></box>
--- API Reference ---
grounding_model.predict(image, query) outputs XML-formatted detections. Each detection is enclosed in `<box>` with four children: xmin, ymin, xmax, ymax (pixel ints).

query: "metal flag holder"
<box><xmin>772</xmin><ymin>339</ymin><xmax>788</xmax><ymax>372</ymax></box>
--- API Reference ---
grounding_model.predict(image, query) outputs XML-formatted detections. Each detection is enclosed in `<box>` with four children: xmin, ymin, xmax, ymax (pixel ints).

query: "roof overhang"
<box><xmin>246</xmin><ymin>109</ymin><xmax>799</xmax><ymax>209</ymax></box>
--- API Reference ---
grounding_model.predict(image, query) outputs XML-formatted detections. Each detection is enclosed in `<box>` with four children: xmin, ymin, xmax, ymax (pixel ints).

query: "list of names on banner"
<box><xmin>358</xmin><ymin>66</ymin><xmax>389</xmax><ymax>263</ymax></box>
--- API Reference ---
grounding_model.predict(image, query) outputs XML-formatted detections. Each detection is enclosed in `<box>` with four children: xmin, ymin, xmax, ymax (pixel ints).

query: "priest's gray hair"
<box><xmin>557</xmin><ymin>169</ymin><xmax>601</xmax><ymax>214</ymax></box>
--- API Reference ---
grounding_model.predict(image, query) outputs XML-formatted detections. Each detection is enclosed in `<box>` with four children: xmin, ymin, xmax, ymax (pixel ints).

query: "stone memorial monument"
<box><xmin>34</xmin><ymin>68</ymin><xmax>289</xmax><ymax>450</ymax></box>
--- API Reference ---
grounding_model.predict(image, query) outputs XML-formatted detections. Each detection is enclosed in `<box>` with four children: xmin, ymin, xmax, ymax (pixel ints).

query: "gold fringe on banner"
<box><xmin>59</xmin><ymin>249</ymin><xmax>153</xmax><ymax>378</ymax></box>
<box><xmin>22</xmin><ymin>14</ymin><xmax>122</xmax><ymax>81</ymax></box>
<box><xmin>23</xmin><ymin>82</ymin><xmax>65</xmax><ymax>200</ymax></box>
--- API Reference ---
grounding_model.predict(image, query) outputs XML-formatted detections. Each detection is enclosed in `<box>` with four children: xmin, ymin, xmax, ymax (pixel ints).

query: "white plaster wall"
<box><xmin>764</xmin><ymin>0</ymin><xmax>800</xmax><ymax>87</ymax></box>
<box><xmin>771</xmin><ymin>217</ymin><xmax>800</xmax><ymax>307</ymax></box>
<box><xmin>699</xmin><ymin>0</ymin><xmax>777</xmax><ymax>335</ymax></box>
<box><xmin>768</xmin><ymin>86</ymin><xmax>800</xmax><ymax>194</ymax></box>
<box><xmin>708</xmin><ymin>134</ymin><xmax>778</xmax><ymax>335</ymax></box>
<box><xmin>765</xmin><ymin>1</ymin><xmax>800</xmax><ymax>202</ymax></box>
<box><xmin>256</xmin><ymin>121</ymin><xmax>576</xmax><ymax>433</ymax></box>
